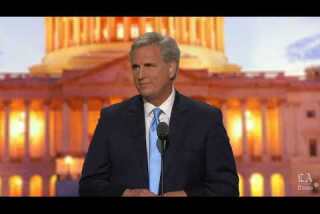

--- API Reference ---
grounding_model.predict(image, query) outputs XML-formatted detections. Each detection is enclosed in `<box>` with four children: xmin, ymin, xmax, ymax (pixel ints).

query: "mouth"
<box><xmin>139</xmin><ymin>83</ymin><xmax>151</xmax><ymax>87</ymax></box>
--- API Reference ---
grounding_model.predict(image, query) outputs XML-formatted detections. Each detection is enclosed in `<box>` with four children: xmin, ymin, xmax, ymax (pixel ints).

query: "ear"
<box><xmin>168</xmin><ymin>62</ymin><xmax>177</xmax><ymax>80</ymax></box>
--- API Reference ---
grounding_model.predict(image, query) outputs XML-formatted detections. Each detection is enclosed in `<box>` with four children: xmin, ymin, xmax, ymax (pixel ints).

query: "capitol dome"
<box><xmin>30</xmin><ymin>17</ymin><xmax>240</xmax><ymax>76</ymax></box>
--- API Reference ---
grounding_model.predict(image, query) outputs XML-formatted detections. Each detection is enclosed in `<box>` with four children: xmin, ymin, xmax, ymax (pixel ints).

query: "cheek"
<box><xmin>156</xmin><ymin>71</ymin><xmax>171</xmax><ymax>83</ymax></box>
<box><xmin>132</xmin><ymin>76</ymin><xmax>138</xmax><ymax>84</ymax></box>
<box><xmin>133</xmin><ymin>77</ymin><xmax>141</xmax><ymax>88</ymax></box>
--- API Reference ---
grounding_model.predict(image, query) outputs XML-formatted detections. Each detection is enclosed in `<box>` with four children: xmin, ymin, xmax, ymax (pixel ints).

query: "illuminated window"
<box><xmin>227</xmin><ymin>108</ymin><xmax>242</xmax><ymax>157</ymax></box>
<box><xmin>30</xmin><ymin>111</ymin><xmax>44</xmax><ymax>159</ymax></box>
<box><xmin>245</xmin><ymin>111</ymin><xmax>254</xmax><ymax>133</ymax></box>
<box><xmin>250</xmin><ymin>173</ymin><xmax>264</xmax><ymax>196</ymax></box>
<box><xmin>116</xmin><ymin>23</ymin><xmax>124</xmax><ymax>40</ymax></box>
<box><xmin>103</xmin><ymin>29</ymin><xmax>109</xmax><ymax>40</ymax></box>
<box><xmin>146</xmin><ymin>24</ymin><xmax>153</xmax><ymax>33</ymax></box>
<box><xmin>49</xmin><ymin>175</ymin><xmax>57</xmax><ymax>196</ymax></box>
<box><xmin>64</xmin><ymin>155</ymin><xmax>74</xmax><ymax>177</ymax></box>
<box><xmin>9</xmin><ymin>175</ymin><xmax>23</xmax><ymax>196</ymax></box>
<box><xmin>238</xmin><ymin>174</ymin><xmax>244</xmax><ymax>197</ymax></box>
<box><xmin>29</xmin><ymin>175</ymin><xmax>43</xmax><ymax>196</ymax></box>
<box><xmin>267</xmin><ymin>107</ymin><xmax>281</xmax><ymax>159</ymax></box>
<box><xmin>94</xmin><ymin>17</ymin><xmax>101</xmax><ymax>42</ymax></box>
<box><xmin>271</xmin><ymin>173</ymin><xmax>285</xmax><ymax>196</ymax></box>
<box><xmin>10</xmin><ymin>112</ymin><xmax>25</xmax><ymax>160</ymax></box>
<box><xmin>131</xmin><ymin>25</ymin><xmax>139</xmax><ymax>39</ymax></box>
<box><xmin>309</xmin><ymin>139</ymin><xmax>317</xmax><ymax>157</ymax></box>
<box><xmin>306</xmin><ymin>110</ymin><xmax>316</xmax><ymax>118</ymax></box>
<box><xmin>246</xmin><ymin>109</ymin><xmax>262</xmax><ymax>160</ymax></box>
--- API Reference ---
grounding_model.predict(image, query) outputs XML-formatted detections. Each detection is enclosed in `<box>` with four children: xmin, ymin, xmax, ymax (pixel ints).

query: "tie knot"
<box><xmin>152</xmin><ymin>108</ymin><xmax>162</xmax><ymax>120</ymax></box>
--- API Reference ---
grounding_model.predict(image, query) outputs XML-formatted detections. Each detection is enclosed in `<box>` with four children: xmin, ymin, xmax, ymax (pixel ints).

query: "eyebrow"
<box><xmin>144</xmin><ymin>63</ymin><xmax>156</xmax><ymax>67</ymax></box>
<box><xmin>131</xmin><ymin>63</ymin><xmax>156</xmax><ymax>69</ymax></box>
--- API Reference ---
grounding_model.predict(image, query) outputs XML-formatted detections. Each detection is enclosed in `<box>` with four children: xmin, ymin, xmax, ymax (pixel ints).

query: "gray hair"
<box><xmin>129</xmin><ymin>32</ymin><xmax>181</xmax><ymax>70</ymax></box>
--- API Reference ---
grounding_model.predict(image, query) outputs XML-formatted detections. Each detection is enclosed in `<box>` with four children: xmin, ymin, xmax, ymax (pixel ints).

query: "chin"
<box><xmin>140</xmin><ymin>92</ymin><xmax>154</xmax><ymax>99</ymax></box>
<box><xmin>138</xmin><ymin>88</ymin><xmax>151</xmax><ymax>96</ymax></box>
<box><xmin>139</xmin><ymin>90</ymin><xmax>156</xmax><ymax>99</ymax></box>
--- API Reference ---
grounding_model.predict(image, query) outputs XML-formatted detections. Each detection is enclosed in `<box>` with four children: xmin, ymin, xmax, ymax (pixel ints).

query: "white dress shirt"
<box><xmin>143</xmin><ymin>88</ymin><xmax>176</xmax><ymax>168</ymax></box>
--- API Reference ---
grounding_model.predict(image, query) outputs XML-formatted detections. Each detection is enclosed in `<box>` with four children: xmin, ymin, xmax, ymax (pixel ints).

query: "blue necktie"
<box><xmin>149</xmin><ymin>108</ymin><xmax>162</xmax><ymax>194</ymax></box>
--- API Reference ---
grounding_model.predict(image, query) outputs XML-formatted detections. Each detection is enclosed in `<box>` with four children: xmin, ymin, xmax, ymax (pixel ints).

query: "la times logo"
<box><xmin>297</xmin><ymin>172</ymin><xmax>320</xmax><ymax>192</ymax></box>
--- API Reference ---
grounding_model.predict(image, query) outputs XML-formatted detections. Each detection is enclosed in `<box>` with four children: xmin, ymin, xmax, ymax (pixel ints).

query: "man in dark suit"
<box><xmin>79</xmin><ymin>32</ymin><xmax>239</xmax><ymax>197</ymax></box>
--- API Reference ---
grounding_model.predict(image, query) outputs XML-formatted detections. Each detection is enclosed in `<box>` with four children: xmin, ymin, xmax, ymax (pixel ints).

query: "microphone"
<box><xmin>157</xmin><ymin>122</ymin><xmax>169</xmax><ymax>155</ymax></box>
<box><xmin>156</xmin><ymin>122</ymin><xmax>169</xmax><ymax>196</ymax></box>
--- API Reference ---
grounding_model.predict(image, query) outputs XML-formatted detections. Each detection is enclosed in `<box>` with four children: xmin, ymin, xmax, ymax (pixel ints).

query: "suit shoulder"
<box><xmin>100</xmin><ymin>95</ymin><xmax>140</xmax><ymax>116</ymax></box>
<box><xmin>181</xmin><ymin>94</ymin><xmax>221</xmax><ymax>115</ymax></box>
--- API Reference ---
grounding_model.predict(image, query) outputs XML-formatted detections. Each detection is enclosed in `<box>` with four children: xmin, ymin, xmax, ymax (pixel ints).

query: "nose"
<box><xmin>138</xmin><ymin>67</ymin><xmax>144</xmax><ymax>80</ymax></box>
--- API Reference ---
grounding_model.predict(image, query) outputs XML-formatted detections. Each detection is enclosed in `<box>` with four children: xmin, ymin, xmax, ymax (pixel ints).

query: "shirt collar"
<box><xmin>144</xmin><ymin>88</ymin><xmax>176</xmax><ymax>118</ymax></box>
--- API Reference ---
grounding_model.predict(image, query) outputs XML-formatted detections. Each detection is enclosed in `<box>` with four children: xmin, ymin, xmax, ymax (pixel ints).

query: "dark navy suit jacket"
<box><xmin>79</xmin><ymin>91</ymin><xmax>239</xmax><ymax>196</ymax></box>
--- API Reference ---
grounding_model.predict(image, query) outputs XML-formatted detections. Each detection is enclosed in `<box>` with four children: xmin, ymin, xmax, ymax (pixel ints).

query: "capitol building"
<box><xmin>0</xmin><ymin>17</ymin><xmax>319</xmax><ymax>196</ymax></box>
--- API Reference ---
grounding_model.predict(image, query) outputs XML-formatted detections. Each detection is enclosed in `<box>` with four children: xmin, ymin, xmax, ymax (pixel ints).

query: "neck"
<box><xmin>145</xmin><ymin>86</ymin><xmax>173</xmax><ymax>107</ymax></box>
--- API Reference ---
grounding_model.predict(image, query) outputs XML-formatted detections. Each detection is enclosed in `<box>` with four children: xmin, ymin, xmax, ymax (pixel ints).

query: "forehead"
<box><xmin>132</xmin><ymin>45</ymin><xmax>162</xmax><ymax>62</ymax></box>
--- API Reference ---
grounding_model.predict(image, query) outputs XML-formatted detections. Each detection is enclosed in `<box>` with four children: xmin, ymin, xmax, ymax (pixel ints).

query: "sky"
<box><xmin>0</xmin><ymin>17</ymin><xmax>320</xmax><ymax>76</ymax></box>
<box><xmin>224</xmin><ymin>17</ymin><xmax>320</xmax><ymax>75</ymax></box>
<box><xmin>0</xmin><ymin>17</ymin><xmax>44</xmax><ymax>73</ymax></box>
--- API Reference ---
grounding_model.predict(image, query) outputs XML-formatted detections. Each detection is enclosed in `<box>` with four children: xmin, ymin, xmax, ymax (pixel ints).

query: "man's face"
<box><xmin>131</xmin><ymin>45</ymin><xmax>176</xmax><ymax>101</ymax></box>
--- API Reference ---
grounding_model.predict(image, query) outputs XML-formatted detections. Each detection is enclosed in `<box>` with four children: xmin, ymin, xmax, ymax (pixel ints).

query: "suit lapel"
<box><xmin>127</xmin><ymin>96</ymin><xmax>149</xmax><ymax>186</ymax></box>
<box><xmin>165</xmin><ymin>91</ymin><xmax>189</xmax><ymax>174</ymax></box>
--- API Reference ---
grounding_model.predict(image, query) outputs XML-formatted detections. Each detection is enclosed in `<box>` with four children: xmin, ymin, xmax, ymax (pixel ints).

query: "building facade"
<box><xmin>0</xmin><ymin>17</ymin><xmax>319</xmax><ymax>196</ymax></box>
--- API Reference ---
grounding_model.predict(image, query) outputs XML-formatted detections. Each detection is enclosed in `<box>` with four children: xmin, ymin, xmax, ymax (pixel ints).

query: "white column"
<box><xmin>215</xmin><ymin>17</ymin><xmax>224</xmax><ymax>52</ymax></box>
<box><xmin>62</xmin><ymin>100</ymin><xmax>70</xmax><ymax>155</ymax></box>
<box><xmin>63</xmin><ymin>17</ymin><xmax>70</xmax><ymax>48</ymax></box>
<box><xmin>22</xmin><ymin>175</ymin><xmax>29</xmax><ymax>196</ymax></box>
<box><xmin>189</xmin><ymin>17</ymin><xmax>196</xmax><ymax>45</ymax></box>
<box><xmin>89</xmin><ymin>17</ymin><xmax>95</xmax><ymax>43</ymax></box>
<box><xmin>139</xmin><ymin>17</ymin><xmax>146</xmax><ymax>36</ymax></box>
<box><xmin>284</xmin><ymin>173</ymin><xmax>290</xmax><ymax>196</ymax></box>
<box><xmin>200</xmin><ymin>17</ymin><xmax>206</xmax><ymax>47</ymax></box>
<box><xmin>150</xmin><ymin>18</ymin><xmax>156</xmax><ymax>33</ymax></box>
<box><xmin>3</xmin><ymin>100</ymin><xmax>11</xmax><ymax>162</ymax></box>
<box><xmin>73</xmin><ymin>17</ymin><xmax>80</xmax><ymax>45</ymax></box>
<box><xmin>82</xmin><ymin>98</ymin><xmax>89</xmax><ymax>154</ymax></box>
<box><xmin>24</xmin><ymin>100</ymin><xmax>30</xmax><ymax>162</ymax></box>
<box><xmin>278</xmin><ymin>99</ymin><xmax>288</xmax><ymax>161</ymax></box>
<box><xmin>159</xmin><ymin>17</ymin><xmax>166</xmax><ymax>35</ymax></box>
<box><xmin>43</xmin><ymin>175</ymin><xmax>50</xmax><ymax>196</ymax></box>
<box><xmin>155</xmin><ymin>17</ymin><xmax>162</xmax><ymax>33</ymax></box>
<box><xmin>2</xmin><ymin>176</ymin><xmax>8</xmax><ymax>196</ymax></box>
<box><xmin>123</xmin><ymin>17</ymin><xmax>130</xmax><ymax>41</ymax></box>
<box><xmin>45</xmin><ymin>17</ymin><xmax>53</xmax><ymax>53</ymax></box>
<box><xmin>243</xmin><ymin>173</ymin><xmax>250</xmax><ymax>196</ymax></box>
<box><xmin>82</xmin><ymin>17</ymin><xmax>89</xmax><ymax>44</ymax></box>
<box><xmin>181</xmin><ymin>17</ymin><xmax>188</xmax><ymax>43</ymax></box>
<box><xmin>264</xmin><ymin>173</ymin><xmax>271</xmax><ymax>196</ymax></box>
<box><xmin>175</xmin><ymin>18</ymin><xmax>181</xmax><ymax>43</ymax></box>
<box><xmin>240</xmin><ymin>99</ymin><xmax>249</xmax><ymax>161</ymax></box>
<box><xmin>168</xmin><ymin>17</ymin><xmax>175</xmax><ymax>38</ymax></box>
<box><xmin>95</xmin><ymin>17</ymin><xmax>101</xmax><ymax>42</ymax></box>
<box><xmin>261</xmin><ymin>99</ymin><xmax>269</xmax><ymax>162</ymax></box>
<box><xmin>292</xmin><ymin>103</ymin><xmax>300</xmax><ymax>157</ymax></box>
<box><xmin>109</xmin><ymin>17</ymin><xmax>116</xmax><ymax>41</ymax></box>
<box><xmin>209</xmin><ymin>17</ymin><xmax>215</xmax><ymax>49</ymax></box>
<box><xmin>54</xmin><ymin>17</ymin><xmax>61</xmax><ymax>49</ymax></box>
<box><xmin>44</xmin><ymin>100</ymin><xmax>51</xmax><ymax>159</ymax></box>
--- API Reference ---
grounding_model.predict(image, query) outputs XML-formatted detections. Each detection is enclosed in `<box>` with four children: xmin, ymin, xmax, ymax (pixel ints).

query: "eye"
<box><xmin>144</xmin><ymin>63</ymin><xmax>156</xmax><ymax>68</ymax></box>
<box><xmin>131</xmin><ymin>64</ymin><xmax>140</xmax><ymax>71</ymax></box>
